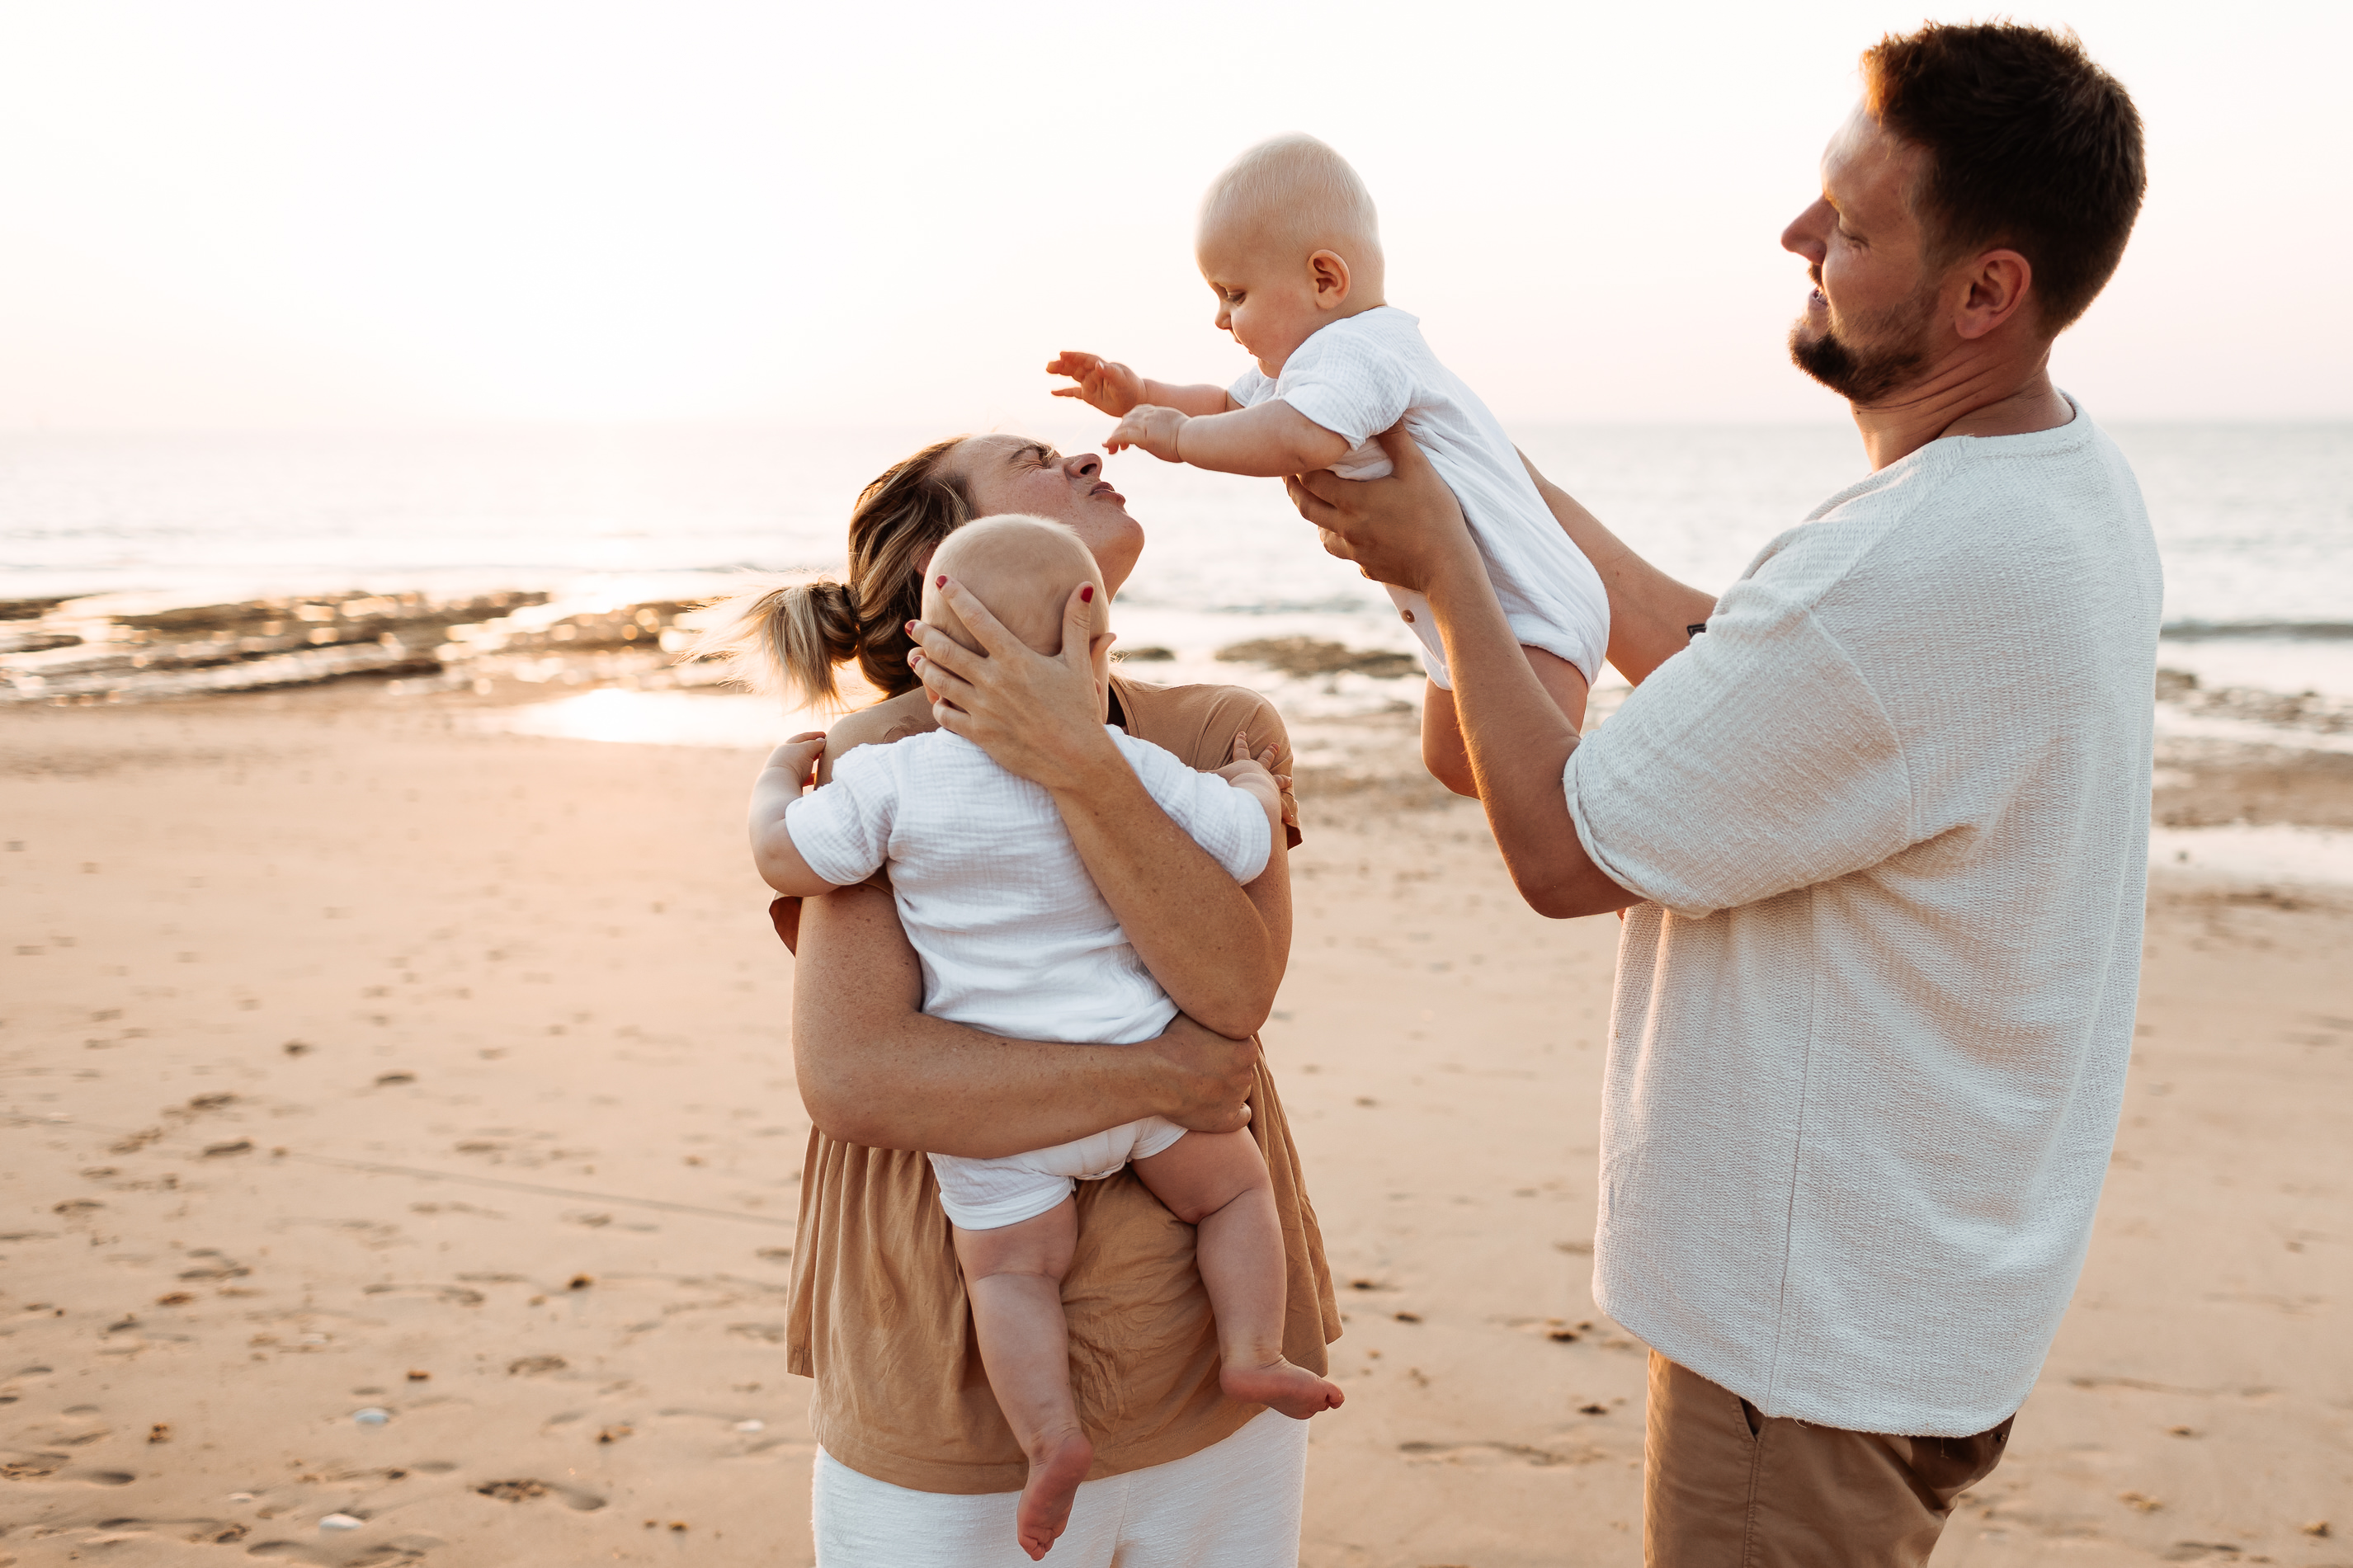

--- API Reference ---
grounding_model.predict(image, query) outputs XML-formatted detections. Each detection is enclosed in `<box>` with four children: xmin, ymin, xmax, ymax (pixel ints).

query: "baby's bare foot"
<box><xmin>1016</xmin><ymin>1428</ymin><xmax>1093</xmax><ymax>1560</ymax></box>
<box><xmin>1222</xmin><ymin>1356</ymin><xmax>1346</xmax><ymax>1420</ymax></box>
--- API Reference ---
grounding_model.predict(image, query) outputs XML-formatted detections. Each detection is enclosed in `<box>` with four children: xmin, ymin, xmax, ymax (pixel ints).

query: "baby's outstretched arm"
<box><xmin>748</xmin><ymin>732</ymin><xmax>844</xmax><ymax>898</ymax></box>
<box><xmin>1107</xmin><ymin>399</ymin><xmax>1350</xmax><ymax>478</ymax></box>
<box><xmin>1047</xmin><ymin>351</ymin><xmax>1236</xmax><ymax>419</ymax></box>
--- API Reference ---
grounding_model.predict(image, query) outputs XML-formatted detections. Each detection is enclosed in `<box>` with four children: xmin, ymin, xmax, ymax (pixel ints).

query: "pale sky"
<box><xmin>0</xmin><ymin>0</ymin><xmax>2344</xmax><ymax>431</ymax></box>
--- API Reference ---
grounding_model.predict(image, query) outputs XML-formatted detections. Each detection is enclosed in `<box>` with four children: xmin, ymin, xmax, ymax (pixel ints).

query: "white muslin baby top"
<box><xmin>1565</xmin><ymin>396</ymin><xmax>2162</xmax><ymax>1437</ymax></box>
<box><xmin>1229</xmin><ymin>305</ymin><xmax>1610</xmax><ymax>688</ymax></box>
<box><xmin>785</xmin><ymin>724</ymin><xmax>1273</xmax><ymax>1231</ymax></box>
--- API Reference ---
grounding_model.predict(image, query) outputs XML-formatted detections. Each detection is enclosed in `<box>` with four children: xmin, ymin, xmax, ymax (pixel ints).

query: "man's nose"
<box><xmin>1781</xmin><ymin>200</ymin><xmax>1831</xmax><ymax>263</ymax></box>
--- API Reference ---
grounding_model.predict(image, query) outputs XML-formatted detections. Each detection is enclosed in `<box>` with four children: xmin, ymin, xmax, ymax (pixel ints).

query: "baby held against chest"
<box><xmin>1049</xmin><ymin>134</ymin><xmax>1611</xmax><ymax>795</ymax></box>
<box><xmin>747</xmin><ymin>516</ymin><xmax>1342</xmax><ymax>1560</ymax></box>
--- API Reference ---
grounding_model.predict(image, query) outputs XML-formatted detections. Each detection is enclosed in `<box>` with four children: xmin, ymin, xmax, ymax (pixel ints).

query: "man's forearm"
<box><xmin>1519</xmin><ymin>452</ymin><xmax>1718</xmax><ymax>685</ymax></box>
<box><xmin>1425</xmin><ymin>553</ymin><xmax>1639</xmax><ymax>920</ymax></box>
<box><xmin>1048</xmin><ymin>750</ymin><xmax>1289</xmax><ymax>1039</ymax></box>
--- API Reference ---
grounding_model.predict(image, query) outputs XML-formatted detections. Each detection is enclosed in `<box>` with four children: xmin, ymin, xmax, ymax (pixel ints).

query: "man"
<box><xmin>1290</xmin><ymin>22</ymin><xmax>2157</xmax><ymax>1566</ymax></box>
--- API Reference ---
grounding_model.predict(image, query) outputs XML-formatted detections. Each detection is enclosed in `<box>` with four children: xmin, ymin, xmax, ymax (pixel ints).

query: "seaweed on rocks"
<box><xmin>1214</xmin><ymin>635</ymin><xmax>1422</xmax><ymax>680</ymax></box>
<box><xmin>1</xmin><ymin>591</ymin><xmax>552</xmax><ymax>705</ymax></box>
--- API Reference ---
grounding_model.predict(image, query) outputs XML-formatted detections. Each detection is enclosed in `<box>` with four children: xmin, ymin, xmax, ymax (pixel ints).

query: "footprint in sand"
<box><xmin>475</xmin><ymin>1477</ymin><xmax>605</xmax><ymax>1510</ymax></box>
<box><xmin>0</xmin><ymin>1449</ymin><xmax>135</xmax><ymax>1484</ymax></box>
<box><xmin>246</xmin><ymin>1534</ymin><xmax>446</xmax><ymax>1565</ymax></box>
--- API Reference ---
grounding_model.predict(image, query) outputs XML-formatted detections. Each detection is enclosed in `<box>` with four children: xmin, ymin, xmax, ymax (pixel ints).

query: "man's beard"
<box><xmin>1788</xmin><ymin>283</ymin><xmax>1937</xmax><ymax>404</ymax></box>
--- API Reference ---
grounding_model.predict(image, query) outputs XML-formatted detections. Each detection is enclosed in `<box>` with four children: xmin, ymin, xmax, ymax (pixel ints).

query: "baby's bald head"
<box><xmin>1199</xmin><ymin>134</ymin><xmax>1383</xmax><ymax>283</ymax></box>
<box><xmin>922</xmin><ymin>515</ymin><xmax>1107</xmax><ymax>659</ymax></box>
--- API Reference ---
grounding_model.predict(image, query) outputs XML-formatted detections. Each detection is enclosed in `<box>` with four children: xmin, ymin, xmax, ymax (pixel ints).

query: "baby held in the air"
<box><xmin>1049</xmin><ymin>133</ymin><xmax>1610</xmax><ymax>794</ymax></box>
<box><xmin>747</xmin><ymin>516</ymin><xmax>1343</xmax><ymax>1561</ymax></box>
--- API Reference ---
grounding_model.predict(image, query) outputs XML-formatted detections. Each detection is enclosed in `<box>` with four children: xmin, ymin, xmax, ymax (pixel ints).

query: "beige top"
<box><xmin>782</xmin><ymin>674</ymin><xmax>1337</xmax><ymax>1494</ymax></box>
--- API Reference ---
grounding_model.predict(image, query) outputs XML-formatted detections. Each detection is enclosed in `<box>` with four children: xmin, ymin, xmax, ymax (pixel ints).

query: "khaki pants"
<box><xmin>1643</xmin><ymin>1353</ymin><xmax>2013</xmax><ymax>1566</ymax></box>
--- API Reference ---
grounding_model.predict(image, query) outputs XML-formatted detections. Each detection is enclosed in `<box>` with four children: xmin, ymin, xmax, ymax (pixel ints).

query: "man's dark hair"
<box><xmin>1863</xmin><ymin>21</ymin><xmax>2145</xmax><ymax>332</ymax></box>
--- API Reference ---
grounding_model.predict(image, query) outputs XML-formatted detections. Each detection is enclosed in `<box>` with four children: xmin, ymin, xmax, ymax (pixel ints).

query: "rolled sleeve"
<box><xmin>1566</xmin><ymin>579</ymin><xmax>1913</xmax><ymax>918</ymax></box>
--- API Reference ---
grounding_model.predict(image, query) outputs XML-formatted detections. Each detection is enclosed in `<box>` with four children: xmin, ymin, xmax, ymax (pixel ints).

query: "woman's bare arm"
<box><xmin>908</xmin><ymin>582</ymin><xmax>1289</xmax><ymax>1038</ymax></box>
<box><xmin>791</xmin><ymin>881</ymin><xmax>1261</xmax><ymax>1156</ymax></box>
<box><xmin>1515</xmin><ymin>450</ymin><xmax>1719</xmax><ymax>685</ymax></box>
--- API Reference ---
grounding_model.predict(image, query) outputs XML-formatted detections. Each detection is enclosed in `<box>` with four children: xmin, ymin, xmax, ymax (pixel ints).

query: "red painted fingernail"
<box><xmin>906</xmin><ymin>620</ymin><xmax>918</xmax><ymax>636</ymax></box>
<box><xmin>1079</xmin><ymin>584</ymin><xmax>1094</xmax><ymax>602</ymax></box>
<box><xmin>936</xmin><ymin>574</ymin><xmax>946</xmax><ymax>588</ymax></box>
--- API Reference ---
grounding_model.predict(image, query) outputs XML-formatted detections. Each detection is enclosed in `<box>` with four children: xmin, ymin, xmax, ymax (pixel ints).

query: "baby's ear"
<box><xmin>1309</xmin><ymin>248</ymin><xmax>1351</xmax><ymax>309</ymax></box>
<box><xmin>1089</xmin><ymin>629</ymin><xmax>1117</xmax><ymax>662</ymax></box>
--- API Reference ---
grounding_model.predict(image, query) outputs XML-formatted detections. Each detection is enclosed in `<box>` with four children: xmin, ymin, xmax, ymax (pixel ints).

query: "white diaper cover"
<box><xmin>928</xmin><ymin>1116</ymin><xmax>1189</xmax><ymax>1230</ymax></box>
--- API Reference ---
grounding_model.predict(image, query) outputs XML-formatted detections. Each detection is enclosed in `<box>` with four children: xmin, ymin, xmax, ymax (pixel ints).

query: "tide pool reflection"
<box><xmin>483</xmin><ymin>689</ymin><xmax>818</xmax><ymax>751</ymax></box>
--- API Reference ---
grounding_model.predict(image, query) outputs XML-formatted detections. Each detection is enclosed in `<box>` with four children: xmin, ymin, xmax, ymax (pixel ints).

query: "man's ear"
<box><xmin>1309</xmin><ymin>249</ymin><xmax>1352</xmax><ymax>312</ymax></box>
<box><xmin>1954</xmin><ymin>248</ymin><xmax>2035</xmax><ymax>341</ymax></box>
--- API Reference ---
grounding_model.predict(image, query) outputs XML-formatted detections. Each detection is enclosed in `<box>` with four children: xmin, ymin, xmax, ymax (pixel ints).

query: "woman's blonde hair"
<box><xmin>689</xmin><ymin>436</ymin><xmax>973</xmax><ymax>706</ymax></box>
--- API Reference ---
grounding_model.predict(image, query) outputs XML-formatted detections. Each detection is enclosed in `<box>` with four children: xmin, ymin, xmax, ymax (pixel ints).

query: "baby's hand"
<box><xmin>1047</xmin><ymin>351</ymin><xmax>1147</xmax><ymax>417</ymax></box>
<box><xmin>1216</xmin><ymin>728</ymin><xmax>1288</xmax><ymax>836</ymax></box>
<box><xmin>1106</xmin><ymin>405</ymin><xmax>1188</xmax><ymax>464</ymax></box>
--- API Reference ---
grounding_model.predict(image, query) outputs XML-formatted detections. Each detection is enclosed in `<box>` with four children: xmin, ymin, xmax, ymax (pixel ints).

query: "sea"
<box><xmin>4</xmin><ymin>420</ymin><xmax>2349</xmax><ymax>881</ymax></box>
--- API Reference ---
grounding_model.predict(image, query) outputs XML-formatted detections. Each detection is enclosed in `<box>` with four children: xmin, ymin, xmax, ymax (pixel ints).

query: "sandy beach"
<box><xmin>2</xmin><ymin>680</ymin><xmax>2347</xmax><ymax>1566</ymax></box>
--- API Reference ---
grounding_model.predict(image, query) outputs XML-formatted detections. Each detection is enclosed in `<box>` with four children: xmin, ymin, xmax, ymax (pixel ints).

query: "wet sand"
<box><xmin>2</xmin><ymin>689</ymin><xmax>2347</xmax><ymax>1566</ymax></box>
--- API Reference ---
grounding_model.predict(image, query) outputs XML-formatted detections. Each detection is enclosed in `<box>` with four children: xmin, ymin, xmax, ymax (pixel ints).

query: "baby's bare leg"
<box><xmin>1422</xmin><ymin>646</ymin><xmax>1591</xmax><ymax>798</ymax></box>
<box><xmin>1132</xmin><ymin>1130</ymin><xmax>1344</xmax><ymax>1420</ymax></box>
<box><xmin>952</xmin><ymin>1201</ymin><xmax>1092</xmax><ymax>1561</ymax></box>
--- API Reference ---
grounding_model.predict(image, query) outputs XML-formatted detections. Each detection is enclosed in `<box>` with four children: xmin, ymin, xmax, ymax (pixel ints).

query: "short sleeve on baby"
<box><xmin>785</xmin><ymin>745</ymin><xmax>901</xmax><ymax>888</ymax></box>
<box><xmin>1115</xmin><ymin>733</ymin><xmax>1272</xmax><ymax>884</ymax></box>
<box><xmin>1228</xmin><ymin>365</ymin><xmax>1276</xmax><ymax>409</ymax></box>
<box><xmin>1271</xmin><ymin>315</ymin><xmax>1417</xmax><ymax>447</ymax></box>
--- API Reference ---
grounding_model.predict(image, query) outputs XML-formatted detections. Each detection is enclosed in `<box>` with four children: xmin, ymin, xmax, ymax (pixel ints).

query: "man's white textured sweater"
<box><xmin>1567</xmin><ymin>397</ymin><xmax>2163</xmax><ymax>1435</ymax></box>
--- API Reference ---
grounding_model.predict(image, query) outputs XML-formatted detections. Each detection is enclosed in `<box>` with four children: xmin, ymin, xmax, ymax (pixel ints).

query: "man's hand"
<box><xmin>1284</xmin><ymin>423</ymin><xmax>1482</xmax><ymax>594</ymax></box>
<box><xmin>1152</xmin><ymin>1013</ymin><xmax>1261</xmax><ymax>1133</ymax></box>
<box><xmin>1047</xmin><ymin>351</ymin><xmax>1148</xmax><ymax>417</ymax></box>
<box><xmin>1105</xmin><ymin>404</ymin><xmax>1189</xmax><ymax>464</ymax></box>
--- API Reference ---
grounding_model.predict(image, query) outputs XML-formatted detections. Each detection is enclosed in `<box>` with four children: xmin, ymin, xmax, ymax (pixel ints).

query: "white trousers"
<box><xmin>811</xmin><ymin>1406</ymin><xmax>1309</xmax><ymax>1567</ymax></box>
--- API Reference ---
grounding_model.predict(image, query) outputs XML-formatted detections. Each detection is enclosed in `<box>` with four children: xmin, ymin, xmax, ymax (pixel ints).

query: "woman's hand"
<box><xmin>1047</xmin><ymin>351</ymin><xmax>1148</xmax><ymax>417</ymax></box>
<box><xmin>907</xmin><ymin>579</ymin><xmax>1117</xmax><ymax>790</ymax></box>
<box><xmin>1151</xmin><ymin>1014</ymin><xmax>1261</xmax><ymax>1134</ymax></box>
<box><xmin>912</xmin><ymin>585</ymin><xmax>1293</xmax><ymax>1040</ymax></box>
<box><xmin>1284</xmin><ymin>423</ymin><xmax>1483</xmax><ymax>596</ymax></box>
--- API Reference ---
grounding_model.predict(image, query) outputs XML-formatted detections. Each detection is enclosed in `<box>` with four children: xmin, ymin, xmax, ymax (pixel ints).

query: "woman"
<box><xmin>763</xmin><ymin>432</ymin><xmax>1338</xmax><ymax>1565</ymax></box>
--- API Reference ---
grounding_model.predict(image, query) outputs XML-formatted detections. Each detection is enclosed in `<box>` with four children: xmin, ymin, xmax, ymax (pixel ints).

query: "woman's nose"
<box><xmin>1065</xmin><ymin>452</ymin><xmax>1101</xmax><ymax>481</ymax></box>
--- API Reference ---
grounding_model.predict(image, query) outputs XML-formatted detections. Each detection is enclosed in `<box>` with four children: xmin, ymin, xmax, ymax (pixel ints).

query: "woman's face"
<box><xmin>945</xmin><ymin>435</ymin><xmax>1146</xmax><ymax>594</ymax></box>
